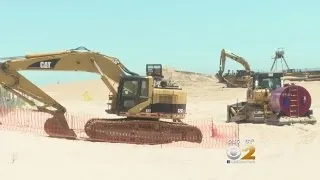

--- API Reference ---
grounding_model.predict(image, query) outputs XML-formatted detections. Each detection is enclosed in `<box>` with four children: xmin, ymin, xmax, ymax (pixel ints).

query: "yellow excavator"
<box><xmin>0</xmin><ymin>46</ymin><xmax>202</xmax><ymax>145</ymax></box>
<box><xmin>215</xmin><ymin>49</ymin><xmax>253</xmax><ymax>88</ymax></box>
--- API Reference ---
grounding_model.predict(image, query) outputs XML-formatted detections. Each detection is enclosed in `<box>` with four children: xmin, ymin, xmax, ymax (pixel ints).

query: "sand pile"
<box><xmin>162</xmin><ymin>67</ymin><xmax>217</xmax><ymax>86</ymax></box>
<box><xmin>162</xmin><ymin>67</ymin><xmax>247</xmax><ymax>103</ymax></box>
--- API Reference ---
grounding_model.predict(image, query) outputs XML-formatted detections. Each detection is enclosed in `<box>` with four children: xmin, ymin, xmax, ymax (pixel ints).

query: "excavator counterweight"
<box><xmin>0</xmin><ymin>47</ymin><xmax>203</xmax><ymax>144</ymax></box>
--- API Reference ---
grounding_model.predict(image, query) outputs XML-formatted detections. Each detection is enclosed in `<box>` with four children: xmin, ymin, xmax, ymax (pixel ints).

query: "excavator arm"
<box><xmin>0</xmin><ymin>47</ymin><xmax>141</xmax><ymax>139</ymax></box>
<box><xmin>218</xmin><ymin>48</ymin><xmax>251</xmax><ymax>75</ymax></box>
<box><xmin>0</xmin><ymin>47</ymin><xmax>138</xmax><ymax>115</ymax></box>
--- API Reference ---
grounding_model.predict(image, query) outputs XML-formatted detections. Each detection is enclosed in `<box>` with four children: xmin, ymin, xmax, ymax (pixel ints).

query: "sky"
<box><xmin>1</xmin><ymin>0</ymin><xmax>319</xmax><ymax>85</ymax></box>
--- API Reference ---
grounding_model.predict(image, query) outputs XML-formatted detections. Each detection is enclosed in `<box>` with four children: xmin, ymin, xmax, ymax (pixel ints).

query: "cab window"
<box><xmin>259</xmin><ymin>78</ymin><xmax>281</xmax><ymax>89</ymax></box>
<box><xmin>122</xmin><ymin>80</ymin><xmax>138</xmax><ymax>97</ymax></box>
<box><xmin>140</xmin><ymin>80</ymin><xmax>148</xmax><ymax>97</ymax></box>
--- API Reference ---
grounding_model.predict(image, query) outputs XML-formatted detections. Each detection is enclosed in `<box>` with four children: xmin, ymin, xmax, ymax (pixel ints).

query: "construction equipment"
<box><xmin>226</xmin><ymin>72</ymin><xmax>317</xmax><ymax>125</ymax></box>
<box><xmin>270</xmin><ymin>48</ymin><xmax>320</xmax><ymax>81</ymax></box>
<box><xmin>215</xmin><ymin>49</ymin><xmax>253</xmax><ymax>88</ymax></box>
<box><xmin>0</xmin><ymin>46</ymin><xmax>202</xmax><ymax>144</ymax></box>
<box><xmin>270</xmin><ymin>48</ymin><xmax>290</xmax><ymax>72</ymax></box>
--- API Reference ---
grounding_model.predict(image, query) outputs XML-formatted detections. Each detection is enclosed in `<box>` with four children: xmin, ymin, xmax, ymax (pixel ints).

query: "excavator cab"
<box><xmin>114</xmin><ymin>64</ymin><xmax>165</xmax><ymax>113</ymax></box>
<box><xmin>116</xmin><ymin>76</ymin><xmax>151</xmax><ymax>113</ymax></box>
<box><xmin>115</xmin><ymin>64</ymin><xmax>186</xmax><ymax>120</ymax></box>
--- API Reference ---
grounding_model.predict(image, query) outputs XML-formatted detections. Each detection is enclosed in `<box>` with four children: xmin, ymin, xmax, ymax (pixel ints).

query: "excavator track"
<box><xmin>84</xmin><ymin>118</ymin><xmax>203</xmax><ymax>145</ymax></box>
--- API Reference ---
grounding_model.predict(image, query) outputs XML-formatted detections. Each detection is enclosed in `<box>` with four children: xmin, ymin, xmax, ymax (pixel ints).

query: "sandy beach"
<box><xmin>1</xmin><ymin>68</ymin><xmax>320</xmax><ymax>180</ymax></box>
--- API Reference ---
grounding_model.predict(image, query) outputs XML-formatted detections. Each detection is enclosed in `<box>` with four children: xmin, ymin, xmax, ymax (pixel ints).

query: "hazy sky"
<box><xmin>1</xmin><ymin>0</ymin><xmax>319</xmax><ymax>85</ymax></box>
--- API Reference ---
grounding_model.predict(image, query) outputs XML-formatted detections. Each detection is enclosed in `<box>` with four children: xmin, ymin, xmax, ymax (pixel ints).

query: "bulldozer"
<box><xmin>226</xmin><ymin>72</ymin><xmax>317</xmax><ymax>125</ymax></box>
<box><xmin>0</xmin><ymin>46</ymin><xmax>203</xmax><ymax>145</ymax></box>
<box><xmin>215</xmin><ymin>49</ymin><xmax>253</xmax><ymax>88</ymax></box>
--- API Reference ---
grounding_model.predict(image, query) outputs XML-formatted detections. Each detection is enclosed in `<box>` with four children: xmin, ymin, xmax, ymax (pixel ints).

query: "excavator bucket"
<box><xmin>43</xmin><ymin>113</ymin><xmax>77</xmax><ymax>139</ymax></box>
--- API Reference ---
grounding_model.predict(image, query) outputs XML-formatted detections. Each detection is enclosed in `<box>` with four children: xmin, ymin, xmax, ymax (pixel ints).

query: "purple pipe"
<box><xmin>269</xmin><ymin>85</ymin><xmax>312</xmax><ymax>117</ymax></box>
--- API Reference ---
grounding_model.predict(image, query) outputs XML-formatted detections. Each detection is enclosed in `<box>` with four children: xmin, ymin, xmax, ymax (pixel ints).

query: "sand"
<box><xmin>1</xmin><ymin>68</ymin><xmax>320</xmax><ymax>180</ymax></box>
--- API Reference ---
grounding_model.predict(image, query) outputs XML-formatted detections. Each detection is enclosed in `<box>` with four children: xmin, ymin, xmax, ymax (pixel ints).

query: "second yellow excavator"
<box><xmin>215</xmin><ymin>49</ymin><xmax>253</xmax><ymax>88</ymax></box>
<box><xmin>0</xmin><ymin>47</ymin><xmax>202</xmax><ymax>145</ymax></box>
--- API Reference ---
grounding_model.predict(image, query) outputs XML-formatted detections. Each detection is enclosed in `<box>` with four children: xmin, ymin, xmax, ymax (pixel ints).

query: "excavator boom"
<box><xmin>0</xmin><ymin>47</ymin><xmax>139</xmax><ymax>113</ymax></box>
<box><xmin>0</xmin><ymin>47</ymin><xmax>202</xmax><ymax>144</ymax></box>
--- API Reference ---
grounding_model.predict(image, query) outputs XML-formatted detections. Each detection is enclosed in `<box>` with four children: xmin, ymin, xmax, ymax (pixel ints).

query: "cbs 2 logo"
<box><xmin>226</xmin><ymin>145</ymin><xmax>255</xmax><ymax>160</ymax></box>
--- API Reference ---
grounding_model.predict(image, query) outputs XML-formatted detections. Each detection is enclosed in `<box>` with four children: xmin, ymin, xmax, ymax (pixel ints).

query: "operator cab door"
<box><xmin>116</xmin><ymin>76</ymin><xmax>150</xmax><ymax>113</ymax></box>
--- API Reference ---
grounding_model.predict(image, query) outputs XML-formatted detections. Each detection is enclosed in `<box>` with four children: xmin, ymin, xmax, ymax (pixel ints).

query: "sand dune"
<box><xmin>1</xmin><ymin>68</ymin><xmax>320</xmax><ymax>180</ymax></box>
